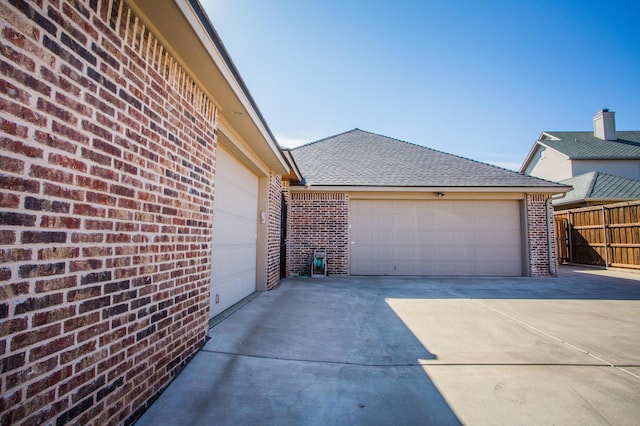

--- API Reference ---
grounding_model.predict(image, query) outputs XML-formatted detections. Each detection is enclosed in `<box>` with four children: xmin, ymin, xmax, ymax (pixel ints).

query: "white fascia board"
<box><xmin>540</xmin><ymin>132</ymin><xmax>561</xmax><ymax>141</ymax></box>
<box><xmin>289</xmin><ymin>185</ymin><xmax>571</xmax><ymax>194</ymax></box>
<box><xmin>175</xmin><ymin>1</ymin><xmax>259</xmax><ymax>126</ymax></box>
<box><xmin>519</xmin><ymin>139</ymin><xmax>543</xmax><ymax>173</ymax></box>
<box><xmin>519</xmin><ymin>137</ymin><xmax>571</xmax><ymax>173</ymax></box>
<box><xmin>217</xmin><ymin>116</ymin><xmax>270</xmax><ymax>176</ymax></box>
<box><xmin>282</xmin><ymin>150</ymin><xmax>303</xmax><ymax>182</ymax></box>
<box><xmin>172</xmin><ymin>0</ymin><xmax>289</xmax><ymax>173</ymax></box>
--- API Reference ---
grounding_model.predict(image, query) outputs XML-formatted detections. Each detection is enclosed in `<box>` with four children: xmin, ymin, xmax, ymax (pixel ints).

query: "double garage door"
<box><xmin>350</xmin><ymin>199</ymin><xmax>523</xmax><ymax>276</ymax></box>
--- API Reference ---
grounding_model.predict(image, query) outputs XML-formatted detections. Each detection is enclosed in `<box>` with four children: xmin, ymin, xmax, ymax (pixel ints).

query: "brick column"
<box><xmin>525</xmin><ymin>193</ymin><xmax>557</xmax><ymax>277</ymax></box>
<box><xmin>288</xmin><ymin>192</ymin><xmax>349</xmax><ymax>276</ymax></box>
<box><xmin>266</xmin><ymin>172</ymin><xmax>282</xmax><ymax>289</ymax></box>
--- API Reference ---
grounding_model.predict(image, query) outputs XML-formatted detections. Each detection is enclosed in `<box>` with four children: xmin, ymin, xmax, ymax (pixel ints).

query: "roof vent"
<box><xmin>593</xmin><ymin>109</ymin><xmax>616</xmax><ymax>141</ymax></box>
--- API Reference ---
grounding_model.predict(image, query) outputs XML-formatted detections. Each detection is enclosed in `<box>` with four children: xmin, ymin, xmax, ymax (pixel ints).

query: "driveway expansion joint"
<box><xmin>470</xmin><ymin>298</ymin><xmax>640</xmax><ymax>379</ymax></box>
<box><xmin>199</xmin><ymin>348</ymin><xmax>640</xmax><ymax>371</ymax></box>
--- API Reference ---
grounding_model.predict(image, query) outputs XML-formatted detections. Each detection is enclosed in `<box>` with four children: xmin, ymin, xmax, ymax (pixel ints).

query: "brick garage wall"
<box><xmin>526</xmin><ymin>193</ymin><xmax>557</xmax><ymax>277</ymax></box>
<box><xmin>287</xmin><ymin>192</ymin><xmax>349</xmax><ymax>276</ymax></box>
<box><xmin>266</xmin><ymin>171</ymin><xmax>281</xmax><ymax>289</ymax></box>
<box><xmin>1</xmin><ymin>1</ymin><xmax>215</xmax><ymax>424</ymax></box>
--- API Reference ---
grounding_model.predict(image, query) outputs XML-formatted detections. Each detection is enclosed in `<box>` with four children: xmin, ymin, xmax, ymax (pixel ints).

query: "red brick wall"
<box><xmin>1</xmin><ymin>1</ymin><xmax>215</xmax><ymax>424</ymax></box>
<box><xmin>287</xmin><ymin>192</ymin><xmax>349</xmax><ymax>276</ymax></box>
<box><xmin>266</xmin><ymin>171</ymin><xmax>282</xmax><ymax>289</ymax></box>
<box><xmin>526</xmin><ymin>193</ymin><xmax>557</xmax><ymax>277</ymax></box>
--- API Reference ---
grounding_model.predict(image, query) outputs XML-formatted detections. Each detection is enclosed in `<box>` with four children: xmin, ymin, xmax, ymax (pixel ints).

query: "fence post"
<box><xmin>567</xmin><ymin>210</ymin><xmax>573</xmax><ymax>264</ymax></box>
<box><xmin>601</xmin><ymin>205</ymin><xmax>609</xmax><ymax>267</ymax></box>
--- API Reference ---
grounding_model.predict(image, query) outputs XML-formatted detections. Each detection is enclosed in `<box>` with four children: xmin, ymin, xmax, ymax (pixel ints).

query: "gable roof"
<box><xmin>540</xmin><ymin>131</ymin><xmax>640</xmax><ymax>159</ymax></box>
<box><xmin>554</xmin><ymin>171</ymin><xmax>640</xmax><ymax>206</ymax></box>
<box><xmin>291</xmin><ymin>129</ymin><xmax>567</xmax><ymax>190</ymax></box>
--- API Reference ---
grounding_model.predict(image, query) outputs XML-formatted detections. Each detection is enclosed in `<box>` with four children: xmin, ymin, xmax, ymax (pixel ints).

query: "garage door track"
<box><xmin>137</xmin><ymin>266</ymin><xmax>640</xmax><ymax>425</ymax></box>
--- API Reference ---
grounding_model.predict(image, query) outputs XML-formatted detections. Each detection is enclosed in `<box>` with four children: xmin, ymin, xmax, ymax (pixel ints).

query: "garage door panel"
<box><xmin>418</xmin><ymin>245</ymin><xmax>436</xmax><ymax>258</ymax></box>
<box><xmin>432</xmin><ymin>261</ymin><xmax>458</xmax><ymax>275</ymax></box>
<box><xmin>214</xmin><ymin>183</ymin><xmax>256</xmax><ymax>214</ymax></box>
<box><xmin>210</xmin><ymin>147</ymin><xmax>258</xmax><ymax>318</ymax></box>
<box><xmin>352</xmin><ymin>229</ymin><xmax>374</xmax><ymax>244</ymax></box>
<box><xmin>354</xmin><ymin>259</ymin><xmax>396</xmax><ymax>275</ymax></box>
<box><xmin>397</xmin><ymin>230</ymin><xmax>415</xmax><ymax>243</ymax></box>
<box><xmin>374</xmin><ymin>246</ymin><xmax>394</xmax><ymax>258</ymax></box>
<box><xmin>436</xmin><ymin>245</ymin><xmax>456</xmax><ymax>258</ymax></box>
<box><xmin>376</xmin><ymin>216</ymin><xmax>394</xmax><ymax>227</ymax></box>
<box><xmin>212</xmin><ymin>246</ymin><xmax>256</xmax><ymax>278</ymax></box>
<box><xmin>377</xmin><ymin>230</ymin><xmax>393</xmax><ymax>241</ymax></box>
<box><xmin>455</xmin><ymin>245</ymin><xmax>476</xmax><ymax>258</ymax></box>
<box><xmin>397</xmin><ymin>245</ymin><xmax>417</xmax><ymax>258</ymax></box>
<box><xmin>352</xmin><ymin>260</ymin><xmax>374</xmax><ymax>274</ymax></box>
<box><xmin>417</xmin><ymin>229</ymin><xmax>436</xmax><ymax>240</ymax></box>
<box><xmin>214</xmin><ymin>213</ymin><xmax>256</xmax><ymax>243</ymax></box>
<box><xmin>351</xmin><ymin>199</ymin><xmax>523</xmax><ymax>276</ymax></box>
<box><xmin>396</xmin><ymin>260</ymin><xmax>417</xmax><ymax>274</ymax></box>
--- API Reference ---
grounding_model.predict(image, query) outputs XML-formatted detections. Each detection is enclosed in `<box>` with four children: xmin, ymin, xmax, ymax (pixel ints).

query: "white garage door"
<box><xmin>350</xmin><ymin>200</ymin><xmax>523</xmax><ymax>276</ymax></box>
<box><xmin>210</xmin><ymin>147</ymin><xmax>258</xmax><ymax>318</ymax></box>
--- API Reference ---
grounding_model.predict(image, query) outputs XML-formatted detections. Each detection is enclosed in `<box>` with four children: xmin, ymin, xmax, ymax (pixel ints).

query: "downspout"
<box><xmin>549</xmin><ymin>192</ymin><xmax>568</xmax><ymax>273</ymax></box>
<box><xmin>545</xmin><ymin>197</ymin><xmax>554</xmax><ymax>275</ymax></box>
<box><xmin>601</xmin><ymin>205</ymin><xmax>609</xmax><ymax>267</ymax></box>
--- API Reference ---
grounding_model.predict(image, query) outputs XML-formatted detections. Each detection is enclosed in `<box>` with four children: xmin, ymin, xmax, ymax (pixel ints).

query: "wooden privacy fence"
<box><xmin>555</xmin><ymin>200</ymin><xmax>640</xmax><ymax>269</ymax></box>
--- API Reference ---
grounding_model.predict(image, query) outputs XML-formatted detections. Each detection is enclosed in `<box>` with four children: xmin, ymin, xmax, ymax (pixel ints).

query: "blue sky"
<box><xmin>200</xmin><ymin>0</ymin><xmax>640</xmax><ymax>170</ymax></box>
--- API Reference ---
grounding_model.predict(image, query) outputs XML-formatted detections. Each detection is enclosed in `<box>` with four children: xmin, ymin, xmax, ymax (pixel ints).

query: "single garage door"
<box><xmin>350</xmin><ymin>199</ymin><xmax>523</xmax><ymax>276</ymax></box>
<box><xmin>210</xmin><ymin>147</ymin><xmax>258</xmax><ymax>318</ymax></box>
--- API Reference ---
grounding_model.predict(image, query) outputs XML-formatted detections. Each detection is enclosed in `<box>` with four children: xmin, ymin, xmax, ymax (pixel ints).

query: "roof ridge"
<box><xmin>567</xmin><ymin>170</ymin><xmax>640</xmax><ymax>182</ymax></box>
<box><xmin>535</xmin><ymin>131</ymin><xmax>640</xmax><ymax>161</ymax></box>
<box><xmin>585</xmin><ymin>171</ymin><xmax>600</xmax><ymax>197</ymax></box>
<box><xmin>592</xmin><ymin>171</ymin><xmax>640</xmax><ymax>181</ymax></box>
<box><xmin>546</xmin><ymin>130</ymin><xmax>639</xmax><ymax>134</ymax></box>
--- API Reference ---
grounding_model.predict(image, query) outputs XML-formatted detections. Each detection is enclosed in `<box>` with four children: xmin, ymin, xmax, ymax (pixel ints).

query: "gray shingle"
<box><xmin>291</xmin><ymin>129</ymin><xmax>565</xmax><ymax>188</ymax></box>
<box><xmin>542</xmin><ymin>131</ymin><xmax>640</xmax><ymax>159</ymax></box>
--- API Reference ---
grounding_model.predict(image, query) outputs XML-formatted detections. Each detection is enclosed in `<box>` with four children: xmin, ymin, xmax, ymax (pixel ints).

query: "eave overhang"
<box><xmin>281</xmin><ymin>149</ymin><xmax>303</xmax><ymax>182</ymax></box>
<box><xmin>289</xmin><ymin>185</ymin><xmax>572</xmax><ymax>194</ymax></box>
<box><xmin>127</xmin><ymin>0</ymin><xmax>289</xmax><ymax>175</ymax></box>
<box><xmin>519</xmin><ymin>134</ymin><xmax>569</xmax><ymax>173</ymax></box>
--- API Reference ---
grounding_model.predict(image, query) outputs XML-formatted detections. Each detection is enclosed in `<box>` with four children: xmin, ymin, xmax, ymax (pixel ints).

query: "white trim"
<box><xmin>519</xmin><ymin>137</ymin><xmax>570</xmax><ymax>173</ymax></box>
<box><xmin>174</xmin><ymin>0</ymin><xmax>284</xmax><ymax>165</ymax></box>
<box><xmin>218</xmin><ymin>116</ymin><xmax>270</xmax><ymax>177</ymax></box>
<box><xmin>289</xmin><ymin>185</ymin><xmax>570</xmax><ymax>194</ymax></box>
<box><xmin>130</xmin><ymin>0</ymin><xmax>289</xmax><ymax>174</ymax></box>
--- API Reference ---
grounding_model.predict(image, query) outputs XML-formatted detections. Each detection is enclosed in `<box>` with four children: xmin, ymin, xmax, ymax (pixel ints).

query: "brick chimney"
<box><xmin>593</xmin><ymin>109</ymin><xmax>616</xmax><ymax>140</ymax></box>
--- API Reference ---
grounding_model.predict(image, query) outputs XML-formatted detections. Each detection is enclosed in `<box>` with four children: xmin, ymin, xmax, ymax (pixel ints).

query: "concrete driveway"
<box><xmin>136</xmin><ymin>266</ymin><xmax>640</xmax><ymax>425</ymax></box>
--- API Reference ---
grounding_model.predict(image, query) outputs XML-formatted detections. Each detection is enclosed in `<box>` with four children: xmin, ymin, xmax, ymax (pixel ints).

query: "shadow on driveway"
<box><xmin>136</xmin><ymin>266</ymin><xmax>640</xmax><ymax>425</ymax></box>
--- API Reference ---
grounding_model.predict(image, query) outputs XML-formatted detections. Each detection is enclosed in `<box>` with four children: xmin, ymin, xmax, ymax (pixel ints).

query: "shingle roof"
<box><xmin>291</xmin><ymin>129</ymin><xmax>566</xmax><ymax>189</ymax></box>
<box><xmin>541</xmin><ymin>131</ymin><xmax>640</xmax><ymax>159</ymax></box>
<box><xmin>554</xmin><ymin>171</ymin><xmax>640</xmax><ymax>206</ymax></box>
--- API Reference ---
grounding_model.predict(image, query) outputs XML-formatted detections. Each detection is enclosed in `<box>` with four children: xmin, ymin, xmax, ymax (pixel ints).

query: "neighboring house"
<box><xmin>520</xmin><ymin>109</ymin><xmax>640</xmax><ymax>208</ymax></box>
<box><xmin>0</xmin><ymin>1</ymin><xmax>289</xmax><ymax>425</ymax></box>
<box><xmin>284</xmin><ymin>129</ymin><xmax>569</xmax><ymax>278</ymax></box>
<box><xmin>554</xmin><ymin>172</ymin><xmax>640</xmax><ymax>210</ymax></box>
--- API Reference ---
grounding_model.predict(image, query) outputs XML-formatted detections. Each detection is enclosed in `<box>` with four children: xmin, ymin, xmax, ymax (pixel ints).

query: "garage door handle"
<box><xmin>351</xmin><ymin>241</ymin><xmax>355</xmax><ymax>244</ymax></box>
